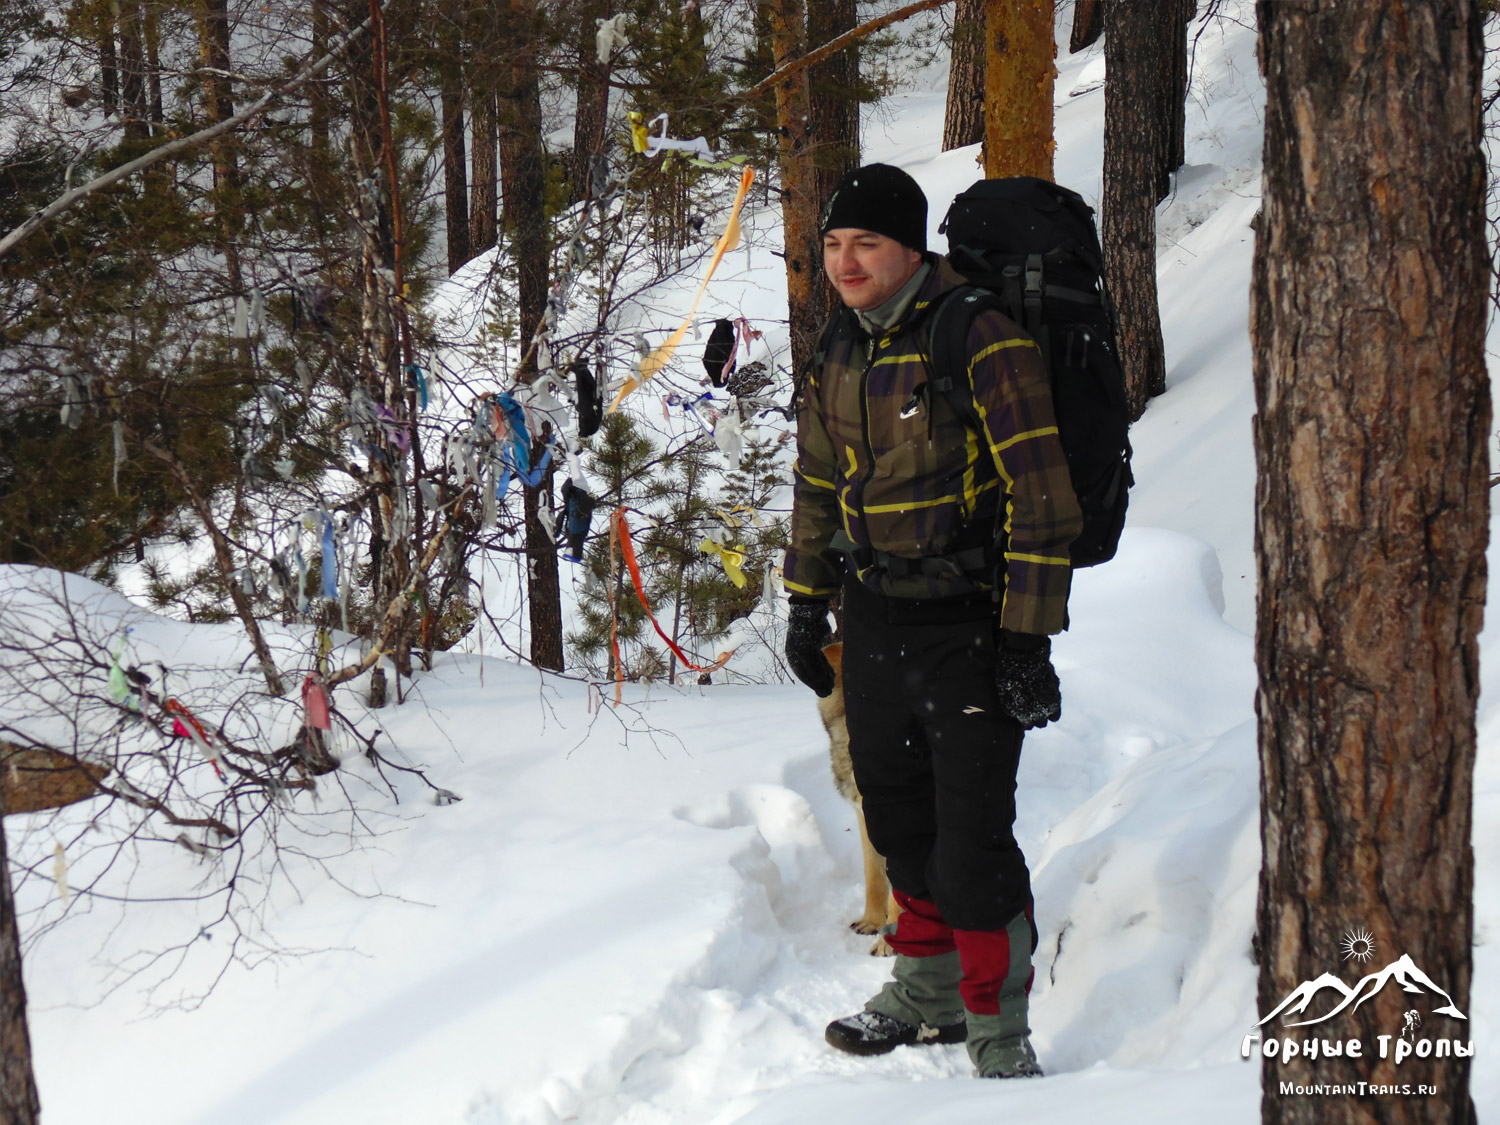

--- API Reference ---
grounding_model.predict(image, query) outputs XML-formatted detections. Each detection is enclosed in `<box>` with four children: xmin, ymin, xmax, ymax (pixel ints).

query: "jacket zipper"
<box><xmin>854</xmin><ymin>333</ymin><xmax>877</xmax><ymax>536</ymax></box>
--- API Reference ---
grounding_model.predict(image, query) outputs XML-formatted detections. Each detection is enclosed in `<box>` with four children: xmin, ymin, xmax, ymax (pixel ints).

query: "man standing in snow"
<box><xmin>783</xmin><ymin>163</ymin><xmax>1081</xmax><ymax>1079</ymax></box>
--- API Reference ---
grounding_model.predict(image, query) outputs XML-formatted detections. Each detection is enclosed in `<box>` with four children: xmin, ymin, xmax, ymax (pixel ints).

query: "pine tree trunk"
<box><xmin>0</xmin><ymin>802</ymin><xmax>40</xmax><ymax>1125</ymax></box>
<box><xmin>118</xmin><ymin>0</ymin><xmax>147</xmax><ymax>140</ymax></box>
<box><xmin>1252</xmin><ymin>3</ymin><xmax>1487</xmax><ymax>1123</ymax></box>
<box><xmin>570</xmin><ymin>0</ymin><xmax>612</xmax><ymax>205</ymax></box>
<box><xmin>99</xmin><ymin>10</ymin><xmax>119</xmax><ymax>115</ymax></box>
<box><xmin>1101</xmin><ymin>0</ymin><xmax>1166</xmax><ymax>420</ymax></box>
<box><xmin>981</xmin><ymin>0</ymin><xmax>1053</xmax><ymax>180</ymax></box>
<box><xmin>767</xmin><ymin>0</ymin><xmax>819</xmax><ymax>380</ymax></box>
<box><xmin>501</xmin><ymin>0</ymin><xmax>563</xmax><ymax>672</ymax></box>
<box><xmin>195</xmin><ymin>0</ymin><xmax>243</xmax><ymax>293</ymax></box>
<box><xmin>808</xmin><ymin>0</ymin><xmax>858</xmax><ymax>323</ymax></box>
<box><xmin>1154</xmin><ymin>0</ymin><xmax>1194</xmax><ymax>201</ymax></box>
<box><xmin>441</xmin><ymin>70</ymin><xmax>471</xmax><ymax>272</ymax></box>
<box><xmin>1069</xmin><ymin>0</ymin><xmax>1101</xmax><ymax>53</ymax></box>
<box><xmin>310</xmin><ymin>0</ymin><xmax>331</xmax><ymax>153</ymax></box>
<box><xmin>943</xmin><ymin>0</ymin><xmax>984</xmax><ymax>151</ymax></box>
<box><xmin>143</xmin><ymin>0</ymin><xmax>163</xmax><ymax>131</ymax></box>
<box><xmin>470</xmin><ymin>84</ymin><xmax>498</xmax><ymax>255</ymax></box>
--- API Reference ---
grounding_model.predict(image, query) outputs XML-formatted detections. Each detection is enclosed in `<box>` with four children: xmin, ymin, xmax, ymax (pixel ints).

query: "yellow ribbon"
<box><xmin>701</xmin><ymin>539</ymin><xmax>748</xmax><ymax>588</ymax></box>
<box><xmin>627</xmin><ymin>111</ymin><xmax>650</xmax><ymax>154</ymax></box>
<box><xmin>609</xmin><ymin>165</ymin><xmax>757</xmax><ymax>413</ymax></box>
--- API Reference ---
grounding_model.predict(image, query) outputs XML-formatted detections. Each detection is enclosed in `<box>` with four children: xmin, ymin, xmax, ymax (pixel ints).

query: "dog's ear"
<box><xmin>821</xmin><ymin>641</ymin><xmax>843</xmax><ymax>672</ymax></box>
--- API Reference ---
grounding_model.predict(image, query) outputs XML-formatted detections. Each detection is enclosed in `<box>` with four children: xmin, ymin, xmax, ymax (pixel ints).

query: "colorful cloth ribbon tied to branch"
<box><xmin>663</xmin><ymin>390</ymin><xmax>718</xmax><ymax>435</ymax></box>
<box><xmin>560</xmin><ymin>479</ymin><xmax>597</xmax><ymax>563</ymax></box>
<box><xmin>374</xmin><ymin>402</ymin><xmax>412</xmax><ymax>454</ymax></box>
<box><xmin>609</xmin><ymin>165</ymin><xmax>756</xmax><ymax>413</ymax></box>
<box><xmin>609</xmin><ymin>509</ymin><xmax>734</xmax><ymax>702</ymax></box>
<box><xmin>302</xmin><ymin>674</ymin><xmax>332</xmax><ymax>737</ymax></box>
<box><xmin>596</xmin><ymin>13</ymin><xmax>629</xmax><ymax>65</ymax></box>
<box><xmin>407</xmin><ymin>364</ymin><xmax>428</xmax><ymax>411</ymax></box>
<box><xmin>700</xmin><ymin>539</ymin><xmax>748</xmax><ymax>588</ymax></box>
<box><xmin>632</xmin><ymin>112</ymin><xmax>715</xmax><ymax>160</ymax></box>
<box><xmin>165</xmin><ymin>698</ymin><xmax>225</xmax><ymax>780</ymax></box>
<box><xmin>107</xmin><ymin>627</ymin><xmax>139</xmax><ymax>709</ymax></box>
<box><xmin>321</xmin><ymin>514</ymin><xmax>339</xmax><ymax>600</ymax></box>
<box><xmin>491</xmin><ymin>393</ymin><xmax>555</xmax><ymax>495</ymax></box>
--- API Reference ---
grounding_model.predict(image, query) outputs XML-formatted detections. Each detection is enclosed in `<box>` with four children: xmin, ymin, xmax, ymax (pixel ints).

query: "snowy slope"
<box><xmin>14</xmin><ymin>4</ymin><xmax>1500</xmax><ymax>1124</ymax></box>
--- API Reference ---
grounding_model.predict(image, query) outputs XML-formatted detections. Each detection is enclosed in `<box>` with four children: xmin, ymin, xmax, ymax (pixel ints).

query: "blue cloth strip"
<box><xmin>321</xmin><ymin>515</ymin><xmax>338</xmax><ymax>600</ymax></box>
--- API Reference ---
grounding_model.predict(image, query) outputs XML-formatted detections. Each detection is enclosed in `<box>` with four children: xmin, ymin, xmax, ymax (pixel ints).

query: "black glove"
<box><xmin>785</xmin><ymin>599</ymin><xmax>835</xmax><ymax>698</ymax></box>
<box><xmin>993</xmin><ymin>629</ymin><xmax>1061</xmax><ymax>729</ymax></box>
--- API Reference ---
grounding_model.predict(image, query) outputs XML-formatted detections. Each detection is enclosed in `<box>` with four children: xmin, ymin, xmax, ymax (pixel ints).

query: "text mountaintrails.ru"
<box><xmin>1278</xmin><ymin>1083</ymin><xmax>1438</xmax><ymax>1097</ymax></box>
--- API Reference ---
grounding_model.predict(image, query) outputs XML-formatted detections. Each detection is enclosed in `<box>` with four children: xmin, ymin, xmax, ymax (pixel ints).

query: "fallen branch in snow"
<box><xmin>0</xmin><ymin>7</ymin><xmax>379</xmax><ymax>262</ymax></box>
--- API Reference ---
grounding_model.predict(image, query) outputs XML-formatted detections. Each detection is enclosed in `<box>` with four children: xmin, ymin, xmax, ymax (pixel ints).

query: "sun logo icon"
<box><xmin>1341</xmin><ymin>927</ymin><xmax>1376</xmax><ymax>963</ymax></box>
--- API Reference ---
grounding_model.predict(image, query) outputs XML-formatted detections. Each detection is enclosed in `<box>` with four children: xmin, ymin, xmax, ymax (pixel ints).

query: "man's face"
<box><xmin>822</xmin><ymin>228</ymin><xmax>923</xmax><ymax>312</ymax></box>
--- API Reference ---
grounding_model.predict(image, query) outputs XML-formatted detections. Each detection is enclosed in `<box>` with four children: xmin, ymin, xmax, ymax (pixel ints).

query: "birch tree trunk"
<box><xmin>1253</xmin><ymin>3</ymin><xmax>1487</xmax><ymax>1121</ymax></box>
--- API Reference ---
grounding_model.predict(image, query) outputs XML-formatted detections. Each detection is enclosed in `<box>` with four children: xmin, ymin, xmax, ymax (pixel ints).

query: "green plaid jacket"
<box><xmin>784</xmin><ymin>256</ymin><xmax>1082</xmax><ymax>635</ymax></box>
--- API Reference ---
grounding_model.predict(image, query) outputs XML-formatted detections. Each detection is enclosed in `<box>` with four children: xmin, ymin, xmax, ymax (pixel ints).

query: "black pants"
<box><xmin>841</xmin><ymin>578</ymin><xmax>1031</xmax><ymax>932</ymax></box>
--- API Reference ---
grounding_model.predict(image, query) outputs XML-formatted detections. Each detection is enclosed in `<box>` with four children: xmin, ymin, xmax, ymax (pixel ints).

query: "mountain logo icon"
<box><xmin>1260</xmin><ymin>954</ymin><xmax>1468</xmax><ymax>1029</ymax></box>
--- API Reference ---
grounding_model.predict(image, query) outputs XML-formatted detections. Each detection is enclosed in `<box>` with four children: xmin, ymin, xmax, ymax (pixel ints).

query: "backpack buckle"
<box><xmin>1024</xmin><ymin>257</ymin><xmax>1044</xmax><ymax>297</ymax></box>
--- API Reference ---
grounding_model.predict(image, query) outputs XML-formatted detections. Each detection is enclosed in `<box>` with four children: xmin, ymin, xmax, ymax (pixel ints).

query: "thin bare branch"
<box><xmin>0</xmin><ymin>7</ymin><xmax>379</xmax><ymax>261</ymax></box>
<box><xmin>739</xmin><ymin>0</ymin><xmax>952</xmax><ymax>103</ymax></box>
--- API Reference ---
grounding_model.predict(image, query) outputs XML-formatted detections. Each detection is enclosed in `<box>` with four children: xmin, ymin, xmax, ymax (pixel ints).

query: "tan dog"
<box><xmin>817</xmin><ymin>642</ymin><xmax>901</xmax><ymax>956</ymax></box>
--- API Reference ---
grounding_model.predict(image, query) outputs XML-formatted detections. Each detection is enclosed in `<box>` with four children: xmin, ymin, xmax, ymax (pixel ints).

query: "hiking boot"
<box><xmin>824</xmin><ymin>1010</ymin><xmax>967</xmax><ymax>1056</ymax></box>
<box><xmin>969</xmin><ymin>1031</ymin><xmax>1043</xmax><ymax>1078</ymax></box>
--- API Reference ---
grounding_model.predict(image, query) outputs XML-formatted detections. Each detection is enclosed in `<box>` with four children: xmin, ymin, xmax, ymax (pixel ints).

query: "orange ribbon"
<box><xmin>610</xmin><ymin>508</ymin><xmax>734</xmax><ymax>695</ymax></box>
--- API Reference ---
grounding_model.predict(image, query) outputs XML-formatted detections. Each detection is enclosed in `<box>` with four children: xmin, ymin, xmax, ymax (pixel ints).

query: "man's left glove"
<box><xmin>785</xmin><ymin>598</ymin><xmax>836</xmax><ymax>698</ymax></box>
<box><xmin>993</xmin><ymin>629</ymin><xmax>1061</xmax><ymax>730</ymax></box>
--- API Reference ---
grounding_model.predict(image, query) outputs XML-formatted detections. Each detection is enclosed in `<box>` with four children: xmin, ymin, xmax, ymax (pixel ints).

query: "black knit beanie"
<box><xmin>818</xmin><ymin>163</ymin><xmax>928</xmax><ymax>252</ymax></box>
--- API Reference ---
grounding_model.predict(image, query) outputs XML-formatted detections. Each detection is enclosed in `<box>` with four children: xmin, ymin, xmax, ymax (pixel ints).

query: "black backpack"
<box><xmin>930</xmin><ymin>177</ymin><xmax>1133</xmax><ymax>569</ymax></box>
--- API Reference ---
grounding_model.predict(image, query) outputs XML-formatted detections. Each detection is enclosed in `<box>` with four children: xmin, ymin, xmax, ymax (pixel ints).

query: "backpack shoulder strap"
<box><xmin>790</xmin><ymin>309</ymin><xmax>852</xmax><ymax>416</ymax></box>
<box><xmin>812</xmin><ymin>307</ymin><xmax>855</xmax><ymax>369</ymax></box>
<box><xmin>923</xmin><ymin>285</ymin><xmax>1008</xmax><ymax>435</ymax></box>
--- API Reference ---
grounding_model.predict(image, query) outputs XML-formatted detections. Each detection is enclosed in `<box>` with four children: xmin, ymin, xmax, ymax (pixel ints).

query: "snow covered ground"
<box><xmin>11</xmin><ymin>5</ymin><xmax>1499</xmax><ymax>1122</ymax></box>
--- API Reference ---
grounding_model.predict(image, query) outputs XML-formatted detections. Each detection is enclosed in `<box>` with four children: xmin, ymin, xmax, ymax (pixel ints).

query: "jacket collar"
<box><xmin>850</xmin><ymin>253</ymin><xmax>966</xmax><ymax>342</ymax></box>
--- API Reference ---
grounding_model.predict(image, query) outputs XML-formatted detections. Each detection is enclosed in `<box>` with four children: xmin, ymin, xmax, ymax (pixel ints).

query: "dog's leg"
<box><xmin>852</xmin><ymin>802</ymin><xmax>897</xmax><ymax>956</ymax></box>
<box><xmin>873</xmin><ymin>888</ymin><xmax>902</xmax><ymax>956</ymax></box>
